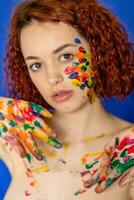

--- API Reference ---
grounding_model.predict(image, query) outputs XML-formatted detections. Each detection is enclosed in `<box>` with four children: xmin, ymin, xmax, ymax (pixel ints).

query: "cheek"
<box><xmin>64</xmin><ymin>46</ymin><xmax>95</xmax><ymax>95</ymax></box>
<box><xmin>28</xmin><ymin>74</ymin><xmax>50</xmax><ymax>96</ymax></box>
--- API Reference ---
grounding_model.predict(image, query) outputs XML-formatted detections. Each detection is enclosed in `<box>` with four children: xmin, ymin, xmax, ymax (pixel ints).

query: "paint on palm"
<box><xmin>95</xmin><ymin>127</ymin><xmax>134</xmax><ymax>192</ymax></box>
<box><xmin>75</xmin><ymin>127</ymin><xmax>134</xmax><ymax>195</ymax></box>
<box><xmin>0</xmin><ymin>97</ymin><xmax>62</xmax><ymax>158</ymax></box>
<box><xmin>64</xmin><ymin>38</ymin><xmax>96</xmax><ymax>103</ymax></box>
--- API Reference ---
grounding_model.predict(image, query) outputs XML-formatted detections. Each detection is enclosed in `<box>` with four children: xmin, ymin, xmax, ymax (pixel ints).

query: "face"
<box><xmin>20</xmin><ymin>21</ymin><xmax>95</xmax><ymax>113</ymax></box>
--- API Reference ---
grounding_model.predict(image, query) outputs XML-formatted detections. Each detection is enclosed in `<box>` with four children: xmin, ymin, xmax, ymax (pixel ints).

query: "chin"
<box><xmin>53</xmin><ymin>101</ymin><xmax>89</xmax><ymax>113</ymax></box>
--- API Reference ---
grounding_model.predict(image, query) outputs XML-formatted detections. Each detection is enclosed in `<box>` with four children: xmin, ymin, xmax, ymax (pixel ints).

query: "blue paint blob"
<box><xmin>74</xmin><ymin>38</ymin><xmax>81</xmax><ymax>44</ymax></box>
<box><xmin>68</xmin><ymin>72</ymin><xmax>79</xmax><ymax>79</ymax></box>
<box><xmin>0</xmin><ymin>112</ymin><xmax>5</xmax><ymax>120</ymax></box>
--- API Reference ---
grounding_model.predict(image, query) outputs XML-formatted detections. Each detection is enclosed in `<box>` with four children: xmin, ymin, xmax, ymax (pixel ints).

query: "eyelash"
<box><xmin>59</xmin><ymin>53</ymin><xmax>74</xmax><ymax>63</ymax></box>
<box><xmin>29</xmin><ymin>53</ymin><xmax>75</xmax><ymax>72</ymax></box>
<box><xmin>29</xmin><ymin>63</ymin><xmax>42</xmax><ymax>72</ymax></box>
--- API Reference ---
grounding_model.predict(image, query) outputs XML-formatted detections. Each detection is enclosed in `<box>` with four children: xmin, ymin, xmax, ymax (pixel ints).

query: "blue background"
<box><xmin>0</xmin><ymin>0</ymin><xmax>134</xmax><ymax>199</ymax></box>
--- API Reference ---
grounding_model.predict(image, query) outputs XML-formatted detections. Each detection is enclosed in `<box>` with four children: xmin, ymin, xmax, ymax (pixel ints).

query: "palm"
<box><xmin>79</xmin><ymin>127</ymin><xmax>134</xmax><ymax>193</ymax></box>
<box><xmin>0</xmin><ymin>97</ymin><xmax>62</xmax><ymax>160</ymax></box>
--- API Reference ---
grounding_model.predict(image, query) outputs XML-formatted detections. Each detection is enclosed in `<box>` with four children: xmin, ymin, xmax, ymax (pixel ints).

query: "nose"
<box><xmin>47</xmin><ymin>73</ymin><xmax>64</xmax><ymax>86</ymax></box>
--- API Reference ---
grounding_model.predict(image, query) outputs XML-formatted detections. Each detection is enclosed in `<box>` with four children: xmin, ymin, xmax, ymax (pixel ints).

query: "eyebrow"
<box><xmin>25</xmin><ymin>43</ymin><xmax>76</xmax><ymax>61</ymax></box>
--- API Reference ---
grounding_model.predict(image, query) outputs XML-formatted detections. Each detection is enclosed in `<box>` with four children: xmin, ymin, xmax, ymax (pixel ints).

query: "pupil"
<box><xmin>64</xmin><ymin>54</ymin><xmax>70</xmax><ymax>59</ymax></box>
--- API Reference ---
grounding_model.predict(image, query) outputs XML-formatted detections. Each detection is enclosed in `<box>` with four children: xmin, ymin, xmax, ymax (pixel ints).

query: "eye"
<box><xmin>59</xmin><ymin>53</ymin><xmax>74</xmax><ymax>63</ymax></box>
<box><xmin>29</xmin><ymin>63</ymin><xmax>42</xmax><ymax>72</ymax></box>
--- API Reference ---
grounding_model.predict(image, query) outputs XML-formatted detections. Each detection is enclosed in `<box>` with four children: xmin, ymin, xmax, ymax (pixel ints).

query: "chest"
<box><xmin>4</xmin><ymin>135</ymin><xmax>130</xmax><ymax>200</ymax></box>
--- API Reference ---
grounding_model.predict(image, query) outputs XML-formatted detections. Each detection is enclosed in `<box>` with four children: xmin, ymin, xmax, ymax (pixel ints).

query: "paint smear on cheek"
<box><xmin>64</xmin><ymin>38</ymin><xmax>95</xmax><ymax>99</ymax></box>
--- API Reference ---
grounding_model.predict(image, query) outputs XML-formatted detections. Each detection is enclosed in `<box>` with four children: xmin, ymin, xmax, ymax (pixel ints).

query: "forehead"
<box><xmin>20</xmin><ymin>21</ymin><xmax>89</xmax><ymax>56</ymax></box>
<box><xmin>20</xmin><ymin>20</ymin><xmax>89</xmax><ymax>56</ymax></box>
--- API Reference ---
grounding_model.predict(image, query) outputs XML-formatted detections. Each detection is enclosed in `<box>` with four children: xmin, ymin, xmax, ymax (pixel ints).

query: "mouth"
<box><xmin>51</xmin><ymin>90</ymin><xmax>74</xmax><ymax>103</ymax></box>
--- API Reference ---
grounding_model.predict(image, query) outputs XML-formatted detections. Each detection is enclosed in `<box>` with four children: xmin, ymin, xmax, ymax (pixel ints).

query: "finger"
<box><xmin>9</xmin><ymin>126</ymin><xmax>44</xmax><ymax>161</ymax></box>
<box><xmin>24</xmin><ymin>117</ymin><xmax>62</xmax><ymax>148</ymax></box>
<box><xmin>0</xmin><ymin>97</ymin><xmax>52</xmax><ymax>119</ymax></box>
<box><xmin>81</xmin><ymin>169</ymin><xmax>100</xmax><ymax>188</ymax></box>
<box><xmin>95</xmin><ymin>157</ymin><xmax>134</xmax><ymax>193</ymax></box>
<box><xmin>31</xmin><ymin>129</ymin><xmax>62</xmax><ymax>149</ymax></box>
<box><xmin>28</xmin><ymin>101</ymin><xmax>52</xmax><ymax>118</ymax></box>
<box><xmin>33</xmin><ymin>117</ymin><xmax>56</xmax><ymax>138</ymax></box>
<box><xmin>81</xmin><ymin>158</ymin><xmax>101</xmax><ymax>188</ymax></box>
<box><xmin>119</xmin><ymin>167</ymin><xmax>134</xmax><ymax>187</ymax></box>
<box><xmin>86</xmin><ymin>151</ymin><xmax>110</xmax><ymax>189</ymax></box>
<box><xmin>3</xmin><ymin>133</ymin><xmax>27</xmax><ymax>158</ymax></box>
<box><xmin>104</xmin><ymin>127</ymin><xmax>134</xmax><ymax>157</ymax></box>
<box><xmin>0</xmin><ymin>97</ymin><xmax>22</xmax><ymax>112</ymax></box>
<box><xmin>95</xmin><ymin>166</ymin><xmax>120</xmax><ymax>193</ymax></box>
<box><xmin>13</xmin><ymin>98</ymin><xmax>53</xmax><ymax>118</ymax></box>
<box><xmin>12</xmin><ymin>135</ymin><xmax>27</xmax><ymax>158</ymax></box>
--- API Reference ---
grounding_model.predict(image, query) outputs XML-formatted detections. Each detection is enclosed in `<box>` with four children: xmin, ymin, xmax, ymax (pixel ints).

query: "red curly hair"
<box><xmin>3</xmin><ymin>0</ymin><xmax>134</xmax><ymax>109</ymax></box>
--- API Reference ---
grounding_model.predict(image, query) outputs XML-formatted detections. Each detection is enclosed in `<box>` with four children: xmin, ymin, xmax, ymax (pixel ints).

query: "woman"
<box><xmin>1</xmin><ymin>0</ymin><xmax>134</xmax><ymax>199</ymax></box>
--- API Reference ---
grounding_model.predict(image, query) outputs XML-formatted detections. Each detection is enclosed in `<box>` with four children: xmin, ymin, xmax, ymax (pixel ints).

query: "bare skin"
<box><xmin>1</xmin><ymin>21</ymin><xmax>134</xmax><ymax>199</ymax></box>
<box><xmin>2</xmin><ymin>115</ymin><xmax>134</xmax><ymax>200</ymax></box>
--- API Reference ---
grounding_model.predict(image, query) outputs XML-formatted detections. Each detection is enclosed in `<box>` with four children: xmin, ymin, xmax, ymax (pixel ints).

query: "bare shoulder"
<box><xmin>117</xmin><ymin>124</ymin><xmax>134</xmax><ymax>135</ymax></box>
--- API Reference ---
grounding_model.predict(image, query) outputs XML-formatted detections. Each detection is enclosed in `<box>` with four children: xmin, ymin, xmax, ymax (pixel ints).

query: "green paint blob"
<box><xmin>81</xmin><ymin>65</ymin><xmax>87</xmax><ymax>71</ymax></box>
<box><xmin>86</xmin><ymin>52</ymin><xmax>91</xmax><ymax>59</ymax></box>
<box><xmin>72</xmin><ymin>62</ymin><xmax>79</xmax><ymax>66</ymax></box>
<box><xmin>85</xmin><ymin>160</ymin><xmax>99</xmax><ymax>169</ymax></box>
<box><xmin>24</xmin><ymin>123</ymin><xmax>35</xmax><ymax>131</ymax></box>
<box><xmin>47</xmin><ymin>136</ymin><xmax>62</xmax><ymax>148</ymax></box>
<box><xmin>7</xmin><ymin>100</ymin><xmax>13</xmax><ymax>105</ymax></box>
<box><xmin>80</xmin><ymin>84</ymin><xmax>85</xmax><ymax>90</ymax></box>
<box><xmin>29</xmin><ymin>102</ymin><xmax>43</xmax><ymax>114</ymax></box>
<box><xmin>0</xmin><ymin>124</ymin><xmax>8</xmax><ymax>133</ymax></box>
<box><xmin>117</xmin><ymin>158</ymin><xmax>134</xmax><ymax>174</ymax></box>
<box><xmin>94</xmin><ymin>173</ymin><xmax>100</xmax><ymax>184</ymax></box>
<box><xmin>105</xmin><ymin>178</ymin><xmax>116</xmax><ymax>187</ymax></box>
<box><xmin>26</xmin><ymin>153</ymin><xmax>32</xmax><ymax>163</ymax></box>
<box><xmin>86</xmin><ymin>82</ymin><xmax>92</xmax><ymax>88</ymax></box>
<box><xmin>120</xmin><ymin>149</ymin><xmax>127</xmax><ymax>157</ymax></box>
<box><xmin>110</xmin><ymin>159</ymin><xmax>120</xmax><ymax>169</ymax></box>
<box><xmin>74</xmin><ymin>191</ymin><xmax>81</xmax><ymax>196</ymax></box>
<box><xmin>9</xmin><ymin>120</ymin><xmax>17</xmax><ymax>127</ymax></box>
<box><xmin>86</xmin><ymin>61</ymin><xmax>90</xmax><ymax>66</ymax></box>
<box><xmin>34</xmin><ymin>120</ymin><xmax>42</xmax><ymax>128</ymax></box>
<box><xmin>82</xmin><ymin>58</ymin><xmax>87</xmax><ymax>63</ymax></box>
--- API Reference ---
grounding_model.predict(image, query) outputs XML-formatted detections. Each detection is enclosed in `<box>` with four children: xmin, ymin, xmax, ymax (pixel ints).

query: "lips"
<box><xmin>51</xmin><ymin>89</ymin><xmax>73</xmax><ymax>103</ymax></box>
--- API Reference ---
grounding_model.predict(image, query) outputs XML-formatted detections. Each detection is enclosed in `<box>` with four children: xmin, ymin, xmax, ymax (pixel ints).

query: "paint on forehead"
<box><xmin>64</xmin><ymin>44</ymin><xmax>95</xmax><ymax>102</ymax></box>
<box><xmin>74</xmin><ymin>37</ymin><xmax>81</xmax><ymax>44</ymax></box>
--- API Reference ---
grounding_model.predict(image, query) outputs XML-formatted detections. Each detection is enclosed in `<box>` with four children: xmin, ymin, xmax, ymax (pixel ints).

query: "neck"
<box><xmin>47</xmin><ymin>98</ymin><xmax>126</xmax><ymax>144</ymax></box>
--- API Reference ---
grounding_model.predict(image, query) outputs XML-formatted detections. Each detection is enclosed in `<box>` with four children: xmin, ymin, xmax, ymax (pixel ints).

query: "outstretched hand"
<box><xmin>80</xmin><ymin>126</ymin><xmax>134</xmax><ymax>193</ymax></box>
<box><xmin>0</xmin><ymin>97</ymin><xmax>62</xmax><ymax>160</ymax></box>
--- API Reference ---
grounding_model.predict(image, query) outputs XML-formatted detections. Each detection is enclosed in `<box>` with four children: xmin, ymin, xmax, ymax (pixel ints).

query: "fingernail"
<box><xmin>52</xmin><ymin>132</ymin><xmax>57</xmax><ymax>139</ymax></box>
<box><xmin>95</xmin><ymin>186</ymin><xmax>104</xmax><ymax>193</ymax></box>
<box><xmin>48</xmin><ymin>137</ymin><xmax>62</xmax><ymax>148</ymax></box>
<box><xmin>54</xmin><ymin>140</ymin><xmax>62</xmax><ymax>148</ymax></box>
<box><xmin>20</xmin><ymin>151</ymin><xmax>27</xmax><ymax>158</ymax></box>
<box><xmin>35</xmin><ymin>151</ymin><xmax>44</xmax><ymax>161</ymax></box>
